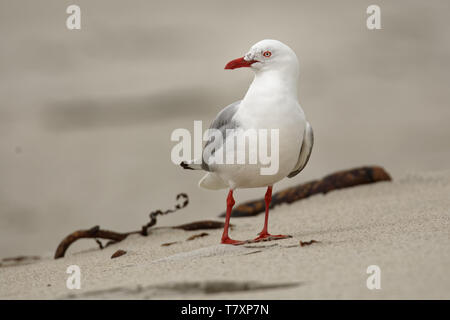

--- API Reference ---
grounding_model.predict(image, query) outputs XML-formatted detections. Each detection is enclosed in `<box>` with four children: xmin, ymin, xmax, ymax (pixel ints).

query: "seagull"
<box><xmin>181</xmin><ymin>39</ymin><xmax>313</xmax><ymax>244</ymax></box>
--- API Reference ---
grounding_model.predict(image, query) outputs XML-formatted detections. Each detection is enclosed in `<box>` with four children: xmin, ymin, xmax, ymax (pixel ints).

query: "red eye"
<box><xmin>263</xmin><ymin>51</ymin><xmax>272</xmax><ymax>57</ymax></box>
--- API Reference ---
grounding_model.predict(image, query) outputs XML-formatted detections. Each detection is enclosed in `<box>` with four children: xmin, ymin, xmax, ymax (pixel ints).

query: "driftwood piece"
<box><xmin>172</xmin><ymin>220</ymin><xmax>227</xmax><ymax>231</ymax></box>
<box><xmin>53</xmin><ymin>220</ymin><xmax>228</xmax><ymax>259</ymax></box>
<box><xmin>220</xmin><ymin>166</ymin><xmax>391</xmax><ymax>218</ymax></box>
<box><xmin>300</xmin><ymin>240</ymin><xmax>320</xmax><ymax>247</ymax></box>
<box><xmin>111</xmin><ymin>250</ymin><xmax>127</xmax><ymax>259</ymax></box>
<box><xmin>54</xmin><ymin>193</ymin><xmax>189</xmax><ymax>259</ymax></box>
<box><xmin>161</xmin><ymin>241</ymin><xmax>179</xmax><ymax>247</ymax></box>
<box><xmin>54</xmin><ymin>226</ymin><xmax>129</xmax><ymax>259</ymax></box>
<box><xmin>53</xmin><ymin>194</ymin><xmax>230</xmax><ymax>259</ymax></box>
<box><xmin>186</xmin><ymin>232</ymin><xmax>209</xmax><ymax>241</ymax></box>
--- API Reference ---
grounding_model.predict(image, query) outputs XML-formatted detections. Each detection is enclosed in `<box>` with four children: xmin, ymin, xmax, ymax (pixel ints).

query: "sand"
<box><xmin>1</xmin><ymin>170</ymin><xmax>449</xmax><ymax>299</ymax></box>
<box><xmin>1</xmin><ymin>0</ymin><xmax>450</xmax><ymax>299</ymax></box>
<box><xmin>2</xmin><ymin>0</ymin><xmax>450</xmax><ymax>258</ymax></box>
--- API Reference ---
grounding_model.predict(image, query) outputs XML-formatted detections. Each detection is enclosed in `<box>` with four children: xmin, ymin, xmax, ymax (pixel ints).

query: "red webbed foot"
<box><xmin>221</xmin><ymin>237</ymin><xmax>245</xmax><ymax>245</ymax></box>
<box><xmin>252</xmin><ymin>232</ymin><xmax>291</xmax><ymax>242</ymax></box>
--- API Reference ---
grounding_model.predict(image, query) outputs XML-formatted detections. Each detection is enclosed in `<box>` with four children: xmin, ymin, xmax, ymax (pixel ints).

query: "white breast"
<box><xmin>212</xmin><ymin>96</ymin><xmax>305</xmax><ymax>189</ymax></box>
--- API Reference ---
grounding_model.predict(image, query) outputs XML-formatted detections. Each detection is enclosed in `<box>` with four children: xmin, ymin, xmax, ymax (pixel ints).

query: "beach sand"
<box><xmin>1</xmin><ymin>0</ymin><xmax>450</xmax><ymax>259</ymax></box>
<box><xmin>1</xmin><ymin>0</ymin><xmax>450</xmax><ymax>299</ymax></box>
<box><xmin>1</xmin><ymin>170</ymin><xmax>449</xmax><ymax>299</ymax></box>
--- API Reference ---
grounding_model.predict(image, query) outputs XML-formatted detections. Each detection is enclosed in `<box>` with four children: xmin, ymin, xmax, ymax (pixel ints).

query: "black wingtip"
<box><xmin>180</xmin><ymin>161</ymin><xmax>194</xmax><ymax>170</ymax></box>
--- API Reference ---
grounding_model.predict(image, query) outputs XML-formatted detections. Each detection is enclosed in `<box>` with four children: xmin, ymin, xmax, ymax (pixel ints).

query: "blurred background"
<box><xmin>1</xmin><ymin>0</ymin><xmax>449</xmax><ymax>258</ymax></box>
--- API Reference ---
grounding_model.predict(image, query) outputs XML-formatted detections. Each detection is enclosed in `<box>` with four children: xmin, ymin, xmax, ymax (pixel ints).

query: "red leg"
<box><xmin>253</xmin><ymin>186</ymin><xmax>290</xmax><ymax>241</ymax></box>
<box><xmin>221</xmin><ymin>189</ymin><xmax>243</xmax><ymax>245</ymax></box>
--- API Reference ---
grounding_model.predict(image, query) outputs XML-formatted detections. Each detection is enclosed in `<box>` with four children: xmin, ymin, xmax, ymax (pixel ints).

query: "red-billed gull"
<box><xmin>181</xmin><ymin>39</ymin><xmax>313</xmax><ymax>244</ymax></box>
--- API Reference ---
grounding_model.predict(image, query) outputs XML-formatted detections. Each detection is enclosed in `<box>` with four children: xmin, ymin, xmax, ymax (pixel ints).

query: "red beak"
<box><xmin>224</xmin><ymin>57</ymin><xmax>256</xmax><ymax>70</ymax></box>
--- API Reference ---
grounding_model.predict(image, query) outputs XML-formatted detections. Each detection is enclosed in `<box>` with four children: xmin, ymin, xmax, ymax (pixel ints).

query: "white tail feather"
<box><xmin>199</xmin><ymin>173</ymin><xmax>227</xmax><ymax>190</ymax></box>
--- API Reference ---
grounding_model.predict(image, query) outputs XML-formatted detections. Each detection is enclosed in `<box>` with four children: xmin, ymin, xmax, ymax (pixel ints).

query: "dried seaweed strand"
<box><xmin>54</xmin><ymin>193</ymin><xmax>189</xmax><ymax>259</ymax></box>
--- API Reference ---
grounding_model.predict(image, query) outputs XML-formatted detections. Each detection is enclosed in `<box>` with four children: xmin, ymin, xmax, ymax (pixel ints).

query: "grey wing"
<box><xmin>288</xmin><ymin>121</ymin><xmax>314</xmax><ymax>178</ymax></box>
<box><xmin>202</xmin><ymin>100</ymin><xmax>242</xmax><ymax>171</ymax></box>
